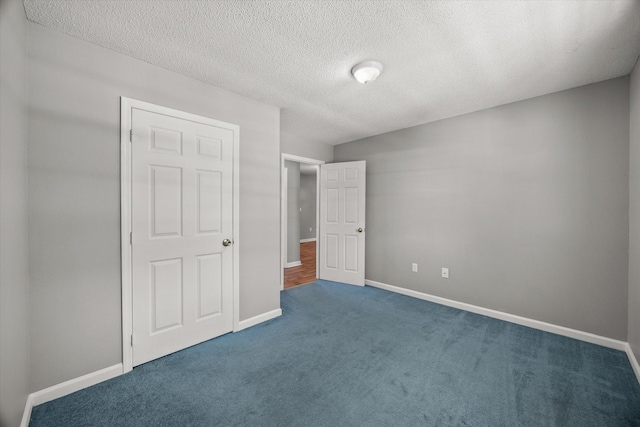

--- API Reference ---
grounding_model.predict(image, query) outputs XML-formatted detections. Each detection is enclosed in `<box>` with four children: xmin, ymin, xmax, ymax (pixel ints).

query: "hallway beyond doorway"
<box><xmin>284</xmin><ymin>242</ymin><xmax>316</xmax><ymax>289</ymax></box>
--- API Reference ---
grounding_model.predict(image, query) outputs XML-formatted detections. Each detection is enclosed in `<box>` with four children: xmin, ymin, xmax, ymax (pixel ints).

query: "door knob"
<box><xmin>357</xmin><ymin>228</ymin><xmax>363</xmax><ymax>233</ymax></box>
<box><xmin>222</xmin><ymin>239</ymin><xmax>232</xmax><ymax>247</ymax></box>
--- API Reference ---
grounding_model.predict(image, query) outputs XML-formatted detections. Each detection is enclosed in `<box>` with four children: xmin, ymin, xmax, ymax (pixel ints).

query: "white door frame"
<box><xmin>280</xmin><ymin>154</ymin><xmax>324</xmax><ymax>290</ymax></box>
<box><xmin>120</xmin><ymin>97</ymin><xmax>240</xmax><ymax>373</ymax></box>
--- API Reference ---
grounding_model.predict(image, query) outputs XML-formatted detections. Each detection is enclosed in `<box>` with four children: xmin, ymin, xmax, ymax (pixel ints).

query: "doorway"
<box><xmin>284</xmin><ymin>240</ymin><xmax>317</xmax><ymax>289</ymax></box>
<box><xmin>280</xmin><ymin>154</ymin><xmax>324</xmax><ymax>289</ymax></box>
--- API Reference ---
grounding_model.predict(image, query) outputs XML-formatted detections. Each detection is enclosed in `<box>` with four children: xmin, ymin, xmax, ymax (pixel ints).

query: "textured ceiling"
<box><xmin>23</xmin><ymin>1</ymin><xmax>640</xmax><ymax>146</ymax></box>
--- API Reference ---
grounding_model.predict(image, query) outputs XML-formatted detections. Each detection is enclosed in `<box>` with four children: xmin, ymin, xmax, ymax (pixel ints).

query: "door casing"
<box><xmin>280</xmin><ymin>154</ymin><xmax>324</xmax><ymax>290</ymax></box>
<box><xmin>120</xmin><ymin>97</ymin><xmax>240</xmax><ymax>373</ymax></box>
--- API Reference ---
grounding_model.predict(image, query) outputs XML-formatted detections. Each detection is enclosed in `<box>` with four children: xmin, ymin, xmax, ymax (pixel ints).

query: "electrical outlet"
<box><xmin>310</xmin><ymin>227</ymin><xmax>312</xmax><ymax>232</ymax></box>
<box><xmin>442</xmin><ymin>268</ymin><xmax>449</xmax><ymax>279</ymax></box>
<box><xmin>412</xmin><ymin>263</ymin><xmax>418</xmax><ymax>273</ymax></box>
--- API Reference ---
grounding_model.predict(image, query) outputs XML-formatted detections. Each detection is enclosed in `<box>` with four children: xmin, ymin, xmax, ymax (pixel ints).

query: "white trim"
<box><xmin>284</xmin><ymin>261</ymin><xmax>302</xmax><ymax>268</ymax></box>
<box><xmin>232</xmin><ymin>108</ymin><xmax>241</xmax><ymax>334</ymax></box>
<box><xmin>365</xmin><ymin>279</ymin><xmax>627</xmax><ymax>351</ymax></box>
<box><xmin>281</xmin><ymin>154</ymin><xmax>325</xmax><ymax>164</ymax></box>
<box><xmin>235</xmin><ymin>308</ymin><xmax>282</xmax><ymax>332</ymax></box>
<box><xmin>285</xmin><ymin>261</ymin><xmax>302</xmax><ymax>268</ymax></box>
<box><xmin>21</xmin><ymin>364</ymin><xmax>123</xmax><ymax>427</ymax></box>
<box><xmin>315</xmin><ymin>166</ymin><xmax>320</xmax><ymax>277</ymax></box>
<box><xmin>120</xmin><ymin>97</ymin><xmax>240</xmax><ymax>371</ymax></box>
<box><xmin>280</xmin><ymin>154</ymin><xmax>324</xmax><ymax>290</ymax></box>
<box><xmin>626</xmin><ymin>343</ymin><xmax>640</xmax><ymax>384</ymax></box>
<box><xmin>281</xmin><ymin>167</ymin><xmax>288</xmax><ymax>272</ymax></box>
<box><xmin>300</xmin><ymin>238</ymin><xmax>317</xmax><ymax>243</ymax></box>
<box><xmin>21</xmin><ymin>396</ymin><xmax>33</xmax><ymax>427</ymax></box>
<box><xmin>120</xmin><ymin>97</ymin><xmax>133</xmax><ymax>373</ymax></box>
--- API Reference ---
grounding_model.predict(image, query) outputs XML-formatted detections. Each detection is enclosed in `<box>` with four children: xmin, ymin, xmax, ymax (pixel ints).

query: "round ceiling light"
<box><xmin>351</xmin><ymin>60</ymin><xmax>383</xmax><ymax>84</ymax></box>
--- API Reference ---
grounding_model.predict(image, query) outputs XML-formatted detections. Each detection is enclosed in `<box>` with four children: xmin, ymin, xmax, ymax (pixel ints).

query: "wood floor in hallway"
<box><xmin>284</xmin><ymin>241</ymin><xmax>316</xmax><ymax>289</ymax></box>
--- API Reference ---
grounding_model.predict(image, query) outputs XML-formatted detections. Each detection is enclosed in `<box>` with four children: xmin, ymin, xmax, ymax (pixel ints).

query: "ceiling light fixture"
<box><xmin>351</xmin><ymin>60</ymin><xmax>383</xmax><ymax>84</ymax></box>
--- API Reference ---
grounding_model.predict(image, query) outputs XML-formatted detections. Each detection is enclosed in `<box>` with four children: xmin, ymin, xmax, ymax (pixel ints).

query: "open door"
<box><xmin>319</xmin><ymin>161</ymin><xmax>366</xmax><ymax>286</ymax></box>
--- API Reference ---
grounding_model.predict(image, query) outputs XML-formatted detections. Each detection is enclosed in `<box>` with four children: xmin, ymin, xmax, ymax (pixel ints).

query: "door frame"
<box><xmin>120</xmin><ymin>97</ymin><xmax>240</xmax><ymax>373</ymax></box>
<box><xmin>280</xmin><ymin>154</ymin><xmax>324</xmax><ymax>290</ymax></box>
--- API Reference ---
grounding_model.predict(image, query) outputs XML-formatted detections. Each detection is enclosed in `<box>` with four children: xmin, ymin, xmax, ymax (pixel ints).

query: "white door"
<box><xmin>131</xmin><ymin>107</ymin><xmax>235</xmax><ymax>366</ymax></box>
<box><xmin>319</xmin><ymin>161</ymin><xmax>366</xmax><ymax>286</ymax></box>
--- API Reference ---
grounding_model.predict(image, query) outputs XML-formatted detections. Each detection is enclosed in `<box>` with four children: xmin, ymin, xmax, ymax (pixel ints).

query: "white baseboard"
<box><xmin>300</xmin><ymin>238</ymin><xmax>316</xmax><ymax>243</ymax></box>
<box><xmin>626</xmin><ymin>343</ymin><xmax>640</xmax><ymax>384</ymax></box>
<box><xmin>20</xmin><ymin>307</ymin><xmax>282</xmax><ymax>426</ymax></box>
<box><xmin>21</xmin><ymin>363</ymin><xmax>123</xmax><ymax>427</ymax></box>
<box><xmin>18</xmin><ymin>287</ymin><xmax>638</xmax><ymax>427</ymax></box>
<box><xmin>236</xmin><ymin>308</ymin><xmax>282</xmax><ymax>332</ymax></box>
<box><xmin>20</xmin><ymin>307</ymin><xmax>282</xmax><ymax>427</ymax></box>
<box><xmin>365</xmin><ymin>279</ymin><xmax>627</xmax><ymax>352</ymax></box>
<box><xmin>284</xmin><ymin>261</ymin><xmax>302</xmax><ymax>268</ymax></box>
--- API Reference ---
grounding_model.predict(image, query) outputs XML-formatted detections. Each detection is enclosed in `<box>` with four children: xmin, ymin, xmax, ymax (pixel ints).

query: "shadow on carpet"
<box><xmin>30</xmin><ymin>280</ymin><xmax>640</xmax><ymax>426</ymax></box>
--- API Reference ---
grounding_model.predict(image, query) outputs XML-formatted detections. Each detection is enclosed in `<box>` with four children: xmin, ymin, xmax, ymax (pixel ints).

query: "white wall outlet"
<box><xmin>442</xmin><ymin>268</ymin><xmax>449</xmax><ymax>279</ymax></box>
<box><xmin>412</xmin><ymin>263</ymin><xmax>418</xmax><ymax>272</ymax></box>
<box><xmin>310</xmin><ymin>227</ymin><xmax>312</xmax><ymax>232</ymax></box>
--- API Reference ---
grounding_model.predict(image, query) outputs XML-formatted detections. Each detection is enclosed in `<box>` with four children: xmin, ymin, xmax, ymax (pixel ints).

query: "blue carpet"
<box><xmin>30</xmin><ymin>280</ymin><xmax>640</xmax><ymax>426</ymax></box>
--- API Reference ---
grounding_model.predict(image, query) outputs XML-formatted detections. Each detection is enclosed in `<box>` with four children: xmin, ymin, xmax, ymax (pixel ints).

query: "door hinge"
<box><xmin>130</xmin><ymin>232</ymin><xmax>132</xmax><ymax>245</ymax></box>
<box><xmin>130</xmin><ymin>335</ymin><xmax>134</xmax><ymax>347</ymax></box>
<box><xmin>130</xmin><ymin>129</ymin><xmax>133</xmax><ymax>142</ymax></box>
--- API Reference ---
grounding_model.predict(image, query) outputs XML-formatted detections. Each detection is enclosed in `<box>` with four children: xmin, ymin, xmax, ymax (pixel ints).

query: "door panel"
<box><xmin>326</xmin><ymin>233</ymin><xmax>339</xmax><ymax>270</ymax></box>
<box><xmin>344</xmin><ymin>235</ymin><xmax>358</xmax><ymax>272</ymax></box>
<box><xmin>326</xmin><ymin>188</ymin><xmax>339</xmax><ymax>223</ymax></box>
<box><xmin>196</xmin><ymin>253</ymin><xmax>222</xmax><ymax>319</ymax></box>
<box><xmin>196</xmin><ymin>171</ymin><xmax>222</xmax><ymax>234</ymax></box>
<box><xmin>132</xmin><ymin>108</ymin><xmax>234</xmax><ymax>366</ymax></box>
<box><xmin>197</xmin><ymin>136</ymin><xmax>222</xmax><ymax>158</ymax></box>
<box><xmin>150</xmin><ymin>258</ymin><xmax>183</xmax><ymax>332</ymax></box>
<box><xmin>319</xmin><ymin>161</ymin><xmax>366</xmax><ymax>286</ymax></box>
<box><xmin>345</xmin><ymin>187</ymin><xmax>359</xmax><ymax>224</ymax></box>
<box><xmin>149</xmin><ymin>127</ymin><xmax>182</xmax><ymax>155</ymax></box>
<box><xmin>150</xmin><ymin>166</ymin><xmax>183</xmax><ymax>237</ymax></box>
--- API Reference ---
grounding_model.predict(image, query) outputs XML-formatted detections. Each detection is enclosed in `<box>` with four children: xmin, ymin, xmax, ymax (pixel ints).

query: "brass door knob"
<box><xmin>222</xmin><ymin>239</ymin><xmax>232</xmax><ymax>247</ymax></box>
<box><xmin>357</xmin><ymin>228</ymin><xmax>363</xmax><ymax>233</ymax></box>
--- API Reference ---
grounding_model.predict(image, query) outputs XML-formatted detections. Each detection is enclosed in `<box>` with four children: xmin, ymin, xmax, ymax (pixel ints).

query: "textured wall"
<box><xmin>300</xmin><ymin>173</ymin><xmax>317</xmax><ymax>240</ymax></box>
<box><xmin>629</xmin><ymin>61</ymin><xmax>640</xmax><ymax>360</ymax></box>
<box><xmin>27</xmin><ymin>22</ymin><xmax>280</xmax><ymax>392</ymax></box>
<box><xmin>285</xmin><ymin>161</ymin><xmax>301</xmax><ymax>263</ymax></box>
<box><xmin>0</xmin><ymin>0</ymin><xmax>30</xmax><ymax>425</ymax></box>
<box><xmin>335</xmin><ymin>77</ymin><xmax>630</xmax><ymax>340</ymax></box>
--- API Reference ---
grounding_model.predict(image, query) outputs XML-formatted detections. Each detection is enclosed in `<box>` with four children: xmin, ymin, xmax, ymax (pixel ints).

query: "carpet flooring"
<box><xmin>30</xmin><ymin>280</ymin><xmax>640</xmax><ymax>426</ymax></box>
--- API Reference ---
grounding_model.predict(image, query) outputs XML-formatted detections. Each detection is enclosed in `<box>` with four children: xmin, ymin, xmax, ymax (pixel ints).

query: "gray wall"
<box><xmin>281</xmin><ymin>131</ymin><xmax>333</xmax><ymax>162</ymax></box>
<box><xmin>27</xmin><ymin>22</ymin><xmax>281</xmax><ymax>392</ymax></box>
<box><xmin>300</xmin><ymin>173</ymin><xmax>317</xmax><ymax>240</ymax></box>
<box><xmin>335</xmin><ymin>77</ymin><xmax>630</xmax><ymax>340</ymax></box>
<box><xmin>285</xmin><ymin>161</ymin><xmax>301</xmax><ymax>263</ymax></box>
<box><xmin>630</xmin><ymin>61</ymin><xmax>640</xmax><ymax>361</ymax></box>
<box><xmin>0</xmin><ymin>1</ymin><xmax>30</xmax><ymax>424</ymax></box>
